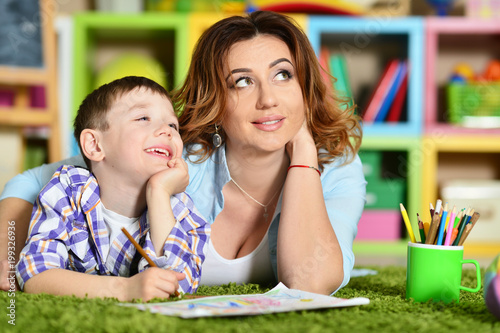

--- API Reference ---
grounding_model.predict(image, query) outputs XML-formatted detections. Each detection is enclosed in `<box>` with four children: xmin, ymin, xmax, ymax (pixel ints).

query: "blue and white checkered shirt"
<box><xmin>16</xmin><ymin>165</ymin><xmax>210</xmax><ymax>294</ymax></box>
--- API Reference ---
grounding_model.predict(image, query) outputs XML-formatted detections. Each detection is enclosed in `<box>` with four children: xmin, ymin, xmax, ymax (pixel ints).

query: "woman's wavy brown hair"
<box><xmin>173</xmin><ymin>10</ymin><xmax>362</xmax><ymax>169</ymax></box>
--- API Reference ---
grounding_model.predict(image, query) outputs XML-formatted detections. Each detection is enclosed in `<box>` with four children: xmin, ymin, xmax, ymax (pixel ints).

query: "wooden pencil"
<box><xmin>423</xmin><ymin>222</ymin><xmax>430</xmax><ymax>237</ymax></box>
<box><xmin>121</xmin><ymin>227</ymin><xmax>157</xmax><ymax>267</ymax></box>
<box><xmin>435</xmin><ymin>199</ymin><xmax>442</xmax><ymax>216</ymax></box>
<box><xmin>121</xmin><ymin>227</ymin><xmax>181</xmax><ymax>297</ymax></box>
<box><xmin>418</xmin><ymin>221</ymin><xmax>426</xmax><ymax>244</ymax></box>
<box><xmin>416</xmin><ymin>213</ymin><xmax>426</xmax><ymax>243</ymax></box>
<box><xmin>458</xmin><ymin>224</ymin><xmax>472</xmax><ymax>246</ymax></box>
<box><xmin>400</xmin><ymin>203</ymin><xmax>416</xmax><ymax>243</ymax></box>
<box><xmin>425</xmin><ymin>211</ymin><xmax>441</xmax><ymax>245</ymax></box>
<box><xmin>458</xmin><ymin>212</ymin><xmax>480</xmax><ymax>246</ymax></box>
<box><xmin>453</xmin><ymin>208</ymin><xmax>472</xmax><ymax>246</ymax></box>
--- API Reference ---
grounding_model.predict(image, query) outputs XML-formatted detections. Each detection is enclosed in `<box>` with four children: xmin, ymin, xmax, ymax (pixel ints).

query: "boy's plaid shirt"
<box><xmin>16</xmin><ymin>165</ymin><xmax>210</xmax><ymax>294</ymax></box>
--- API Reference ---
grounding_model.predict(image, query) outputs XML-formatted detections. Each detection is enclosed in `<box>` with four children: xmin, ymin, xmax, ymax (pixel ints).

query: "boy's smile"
<box><xmin>98</xmin><ymin>87</ymin><xmax>182</xmax><ymax>186</ymax></box>
<box><xmin>145</xmin><ymin>145</ymin><xmax>173</xmax><ymax>159</ymax></box>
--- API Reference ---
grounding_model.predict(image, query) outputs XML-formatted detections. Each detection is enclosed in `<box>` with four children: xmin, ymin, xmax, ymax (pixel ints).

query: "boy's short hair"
<box><xmin>74</xmin><ymin>76</ymin><xmax>171</xmax><ymax>169</ymax></box>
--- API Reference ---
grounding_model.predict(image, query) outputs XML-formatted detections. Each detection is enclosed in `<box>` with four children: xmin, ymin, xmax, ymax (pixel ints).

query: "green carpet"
<box><xmin>1</xmin><ymin>266</ymin><xmax>498</xmax><ymax>333</ymax></box>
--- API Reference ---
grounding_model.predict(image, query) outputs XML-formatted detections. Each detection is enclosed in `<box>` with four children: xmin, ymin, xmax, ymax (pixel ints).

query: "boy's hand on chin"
<box><xmin>148</xmin><ymin>158</ymin><xmax>189</xmax><ymax>197</ymax></box>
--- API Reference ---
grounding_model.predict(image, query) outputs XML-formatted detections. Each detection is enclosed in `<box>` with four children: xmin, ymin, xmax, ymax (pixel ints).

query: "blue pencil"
<box><xmin>436</xmin><ymin>202</ymin><xmax>448</xmax><ymax>245</ymax></box>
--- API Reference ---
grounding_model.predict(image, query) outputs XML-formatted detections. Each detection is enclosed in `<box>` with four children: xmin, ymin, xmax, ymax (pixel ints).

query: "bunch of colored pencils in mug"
<box><xmin>399</xmin><ymin>200</ymin><xmax>480</xmax><ymax>246</ymax></box>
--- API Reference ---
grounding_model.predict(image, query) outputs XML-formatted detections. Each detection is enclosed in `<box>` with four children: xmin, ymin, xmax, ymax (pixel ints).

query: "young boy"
<box><xmin>16</xmin><ymin>76</ymin><xmax>209</xmax><ymax>301</ymax></box>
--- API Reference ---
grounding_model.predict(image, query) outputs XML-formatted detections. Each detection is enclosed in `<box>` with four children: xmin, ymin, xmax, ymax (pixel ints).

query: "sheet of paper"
<box><xmin>120</xmin><ymin>282</ymin><xmax>370</xmax><ymax>318</ymax></box>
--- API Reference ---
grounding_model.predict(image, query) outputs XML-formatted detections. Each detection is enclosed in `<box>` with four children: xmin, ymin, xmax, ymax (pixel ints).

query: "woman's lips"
<box><xmin>251</xmin><ymin>116</ymin><xmax>285</xmax><ymax>131</ymax></box>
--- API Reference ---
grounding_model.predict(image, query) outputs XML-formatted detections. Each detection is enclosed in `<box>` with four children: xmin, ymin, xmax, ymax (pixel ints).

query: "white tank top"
<box><xmin>199</xmin><ymin>230</ymin><xmax>275</xmax><ymax>286</ymax></box>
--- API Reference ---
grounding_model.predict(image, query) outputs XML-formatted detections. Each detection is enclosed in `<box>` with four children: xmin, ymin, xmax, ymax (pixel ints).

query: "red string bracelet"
<box><xmin>287</xmin><ymin>164</ymin><xmax>321</xmax><ymax>176</ymax></box>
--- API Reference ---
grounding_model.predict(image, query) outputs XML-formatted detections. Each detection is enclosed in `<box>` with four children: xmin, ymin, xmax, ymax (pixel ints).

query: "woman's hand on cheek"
<box><xmin>285</xmin><ymin>120</ymin><xmax>318</xmax><ymax>165</ymax></box>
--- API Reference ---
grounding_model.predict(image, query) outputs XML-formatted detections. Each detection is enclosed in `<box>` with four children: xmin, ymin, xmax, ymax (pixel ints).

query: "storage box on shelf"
<box><xmin>357</xmin><ymin>210</ymin><xmax>402</xmax><ymax>241</ymax></box>
<box><xmin>441</xmin><ymin>179</ymin><xmax>500</xmax><ymax>243</ymax></box>
<box><xmin>425</xmin><ymin>17</ymin><xmax>500</xmax><ymax>135</ymax></box>
<box><xmin>447</xmin><ymin>82</ymin><xmax>500</xmax><ymax>127</ymax></box>
<box><xmin>357</xmin><ymin>150</ymin><xmax>405</xmax><ymax>241</ymax></box>
<box><xmin>308</xmin><ymin>16</ymin><xmax>424</xmax><ymax>137</ymax></box>
<box><xmin>359</xmin><ymin>150</ymin><xmax>406</xmax><ymax>211</ymax></box>
<box><xmin>357</xmin><ymin>137</ymin><xmax>422</xmax><ymax>243</ymax></box>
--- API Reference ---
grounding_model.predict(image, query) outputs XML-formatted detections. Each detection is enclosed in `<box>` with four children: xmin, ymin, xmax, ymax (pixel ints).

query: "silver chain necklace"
<box><xmin>231</xmin><ymin>178</ymin><xmax>281</xmax><ymax>219</ymax></box>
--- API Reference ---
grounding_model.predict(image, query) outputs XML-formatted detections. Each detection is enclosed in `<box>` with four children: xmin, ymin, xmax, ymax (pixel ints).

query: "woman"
<box><xmin>0</xmin><ymin>11</ymin><xmax>365</xmax><ymax>295</ymax></box>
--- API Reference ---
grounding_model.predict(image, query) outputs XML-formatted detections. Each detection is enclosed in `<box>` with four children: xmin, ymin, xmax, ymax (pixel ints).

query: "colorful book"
<box><xmin>362</xmin><ymin>59</ymin><xmax>399</xmax><ymax>122</ymax></box>
<box><xmin>386</xmin><ymin>68</ymin><xmax>408</xmax><ymax>122</ymax></box>
<box><xmin>329</xmin><ymin>53</ymin><xmax>353</xmax><ymax>109</ymax></box>
<box><xmin>319</xmin><ymin>47</ymin><xmax>332</xmax><ymax>90</ymax></box>
<box><xmin>374</xmin><ymin>61</ymin><xmax>408</xmax><ymax>122</ymax></box>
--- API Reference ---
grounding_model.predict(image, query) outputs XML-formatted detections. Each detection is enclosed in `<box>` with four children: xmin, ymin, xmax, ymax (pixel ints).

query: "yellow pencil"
<box><xmin>400</xmin><ymin>203</ymin><xmax>416</xmax><ymax>243</ymax></box>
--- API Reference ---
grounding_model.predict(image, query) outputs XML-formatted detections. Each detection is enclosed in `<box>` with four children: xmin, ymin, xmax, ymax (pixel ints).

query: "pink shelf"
<box><xmin>425</xmin><ymin>17</ymin><xmax>500</xmax><ymax>135</ymax></box>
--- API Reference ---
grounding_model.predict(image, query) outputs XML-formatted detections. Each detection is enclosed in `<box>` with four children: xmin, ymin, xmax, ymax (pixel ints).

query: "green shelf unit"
<box><xmin>360</xmin><ymin>137</ymin><xmax>422</xmax><ymax>239</ymax></box>
<box><xmin>353</xmin><ymin>239</ymin><xmax>408</xmax><ymax>257</ymax></box>
<box><xmin>72</xmin><ymin>12</ymin><xmax>190</xmax><ymax>126</ymax></box>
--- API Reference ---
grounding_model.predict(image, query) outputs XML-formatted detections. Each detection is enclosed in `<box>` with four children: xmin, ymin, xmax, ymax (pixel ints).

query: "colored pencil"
<box><xmin>434</xmin><ymin>199</ymin><xmax>442</xmax><ymax>216</ymax></box>
<box><xmin>450</xmin><ymin>228</ymin><xmax>459</xmax><ymax>245</ymax></box>
<box><xmin>458</xmin><ymin>212</ymin><xmax>480</xmax><ymax>246</ymax></box>
<box><xmin>425</xmin><ymin>211</ymin><xmax>441</xmax><ymax>245</ymax></box>
<box><xmin>453</xmin><ymin>208</ymin><xmax>471</xmax><ymax>246</ymax></box>
<box><xmin>423</xmin><ymin>222</ymin><xmax>430</xmax><ymax>237</ymax></box>
<box><xmin>400</xmin><ymin>203</ymin><xmax>416</xmax><ymax>243</ymax></box>
<box><xmin>121</xmin><ymin>227</ymin><xmax>181</xmax><ymax>297</ymax></box>
<box><xmin>443</xmin><ymin>206</ymin><xmax>457</xmax><ymax>246</ymax></box>
<box><xmin>436</xmin><ymin>203</ymin><xmax>448</xmax><ymax>245</ymax></box>
<box><xmin>415</xmin><ymin>201</ymin><xmax>480</xmax><ymax>247</ymax></box>
<box><xmin>418</xmin><ymin>222</ymin><xmax>426</xmax><ymax>244</ymax></box>
<box><xmin>417</xmin><ymin>213</ymin><xmax>426</xmax><ymax>243</ymax></box>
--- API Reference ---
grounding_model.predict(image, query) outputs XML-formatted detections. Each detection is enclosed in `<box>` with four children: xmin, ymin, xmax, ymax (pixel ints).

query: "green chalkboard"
<box><xmin>0</xmin><ymin>0</ymin><xmax>43</xmax><ymax>68</ymax></box>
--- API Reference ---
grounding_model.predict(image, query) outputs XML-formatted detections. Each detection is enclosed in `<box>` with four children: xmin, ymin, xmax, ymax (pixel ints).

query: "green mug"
<box><xmin>406</xmin><ymin>242</ymin><xmax>481</xmax><ymax>303</ymax></box>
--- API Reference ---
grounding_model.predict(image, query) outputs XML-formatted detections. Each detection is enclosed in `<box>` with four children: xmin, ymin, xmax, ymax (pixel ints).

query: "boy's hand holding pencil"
<box><xmin>122</xmin><ymin>227</ymin><xmax>182</xmax><ymax>299</ymax></box>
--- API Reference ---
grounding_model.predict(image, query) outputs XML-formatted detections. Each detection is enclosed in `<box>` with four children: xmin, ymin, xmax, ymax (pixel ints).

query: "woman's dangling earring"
<box><xmin>213</xmin><ymin>124</ymin><xmax>222</xmax><ymax>148</ymax></box>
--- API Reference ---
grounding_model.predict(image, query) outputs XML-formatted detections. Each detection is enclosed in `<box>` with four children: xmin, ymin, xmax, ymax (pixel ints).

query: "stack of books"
<box><xmin>319</xmin><ymin>48</ymin><xmax>409</xmax><ymax>123</ymax></box>
<box><xmin>363</xmin><ymin>59</ymin><xmax>409</xmax><ymax>123</ymax></box>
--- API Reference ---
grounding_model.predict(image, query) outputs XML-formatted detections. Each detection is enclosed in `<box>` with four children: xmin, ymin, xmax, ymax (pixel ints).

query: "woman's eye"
<box><xmin>136</xmin><ymin>116</ymin><xmax>149</xmax><ymax>121</ymax></box>
<box><xmin>235</xmin><ymin>77</ymin><xmax>252</xmax><ymax>88</ymax></box>
<box><xmin>276</xmin><ymin>70</ymin><xmax>292</xmax><ymax>81</ymax></box>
